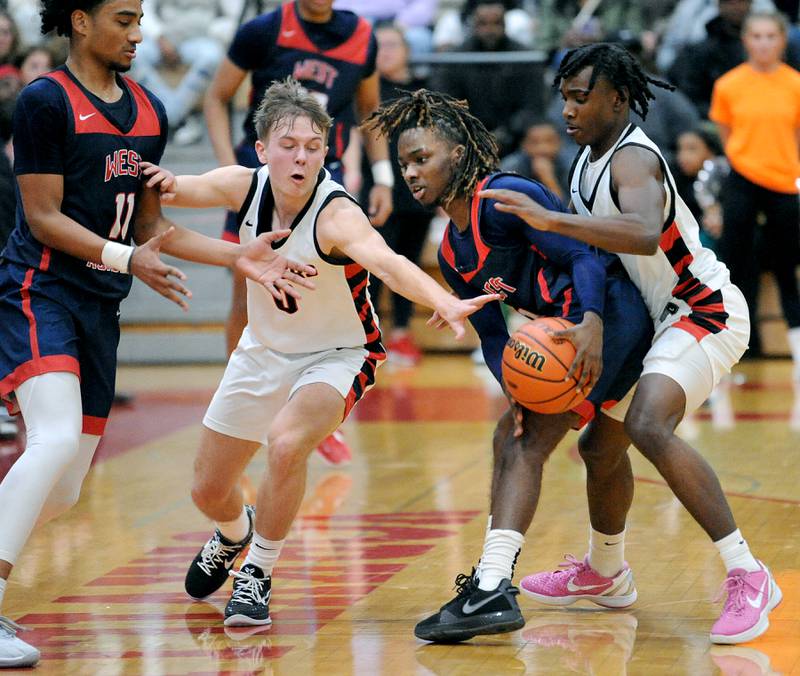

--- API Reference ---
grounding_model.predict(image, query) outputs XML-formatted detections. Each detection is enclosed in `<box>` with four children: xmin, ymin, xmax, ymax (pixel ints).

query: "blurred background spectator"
<box><xmin>361</xmin><ymin>23</ymin><xmax>435</xmax><ymax>365</ymax></box>
<box><xmin>333</xmin><ymin>0</ymin><xmax>437</xmax><ymax>56</ymax></box>
<box><xmin>0</xmin><ymin>10</ymin><xmax>20</xmax><ymax>66</ymax></box>
<box><xmin>499</xmin><ymin>115</ymin><xmax>568</xmax><ymax>198</ymax></box>
<box><xmin>14</xmin><ymin>45</ymin><xmax>53</xmax><ymax>86</ymax></box>
<box><xmin>133</xmin><ymin>0</ymin><xmax>243</xmax><ymax>145</ymax></box>
<box><xmin>433</xmin><ymin>0</ymin><xmax>535</xmax><ymax>49</ymax></box>
<box><xmin>710</xmin><ymin>12</ymin><xmax>800</xmax><ymax>366</ymax></box>
<box><xmin>431</xmin><ymin>0</ymin><xmax>545</xmax><ymax>157</ymax></box>
<box><xmin>672</xmin><ymin>123</ymin><xmax>727</xmax><ymax>252</ymax></box>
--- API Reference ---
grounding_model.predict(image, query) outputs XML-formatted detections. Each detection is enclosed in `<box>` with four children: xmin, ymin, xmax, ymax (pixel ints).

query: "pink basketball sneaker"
<box><xmin>710</xmin><ymin>562</ymin><xmax>782</xmax><ymax>644</ymax></box>
<box><xmin>520</xmin><ymin>554</ymin><xmax>637</xmax><ymax>608</ymax></box>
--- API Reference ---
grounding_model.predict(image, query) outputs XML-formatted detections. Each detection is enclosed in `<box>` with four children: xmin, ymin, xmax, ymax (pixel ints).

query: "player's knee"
<box><xmin>267</xmin><ymin>434</ymin><xmax>310</xmax><ymax>475</ymax></box>
<box><xmin>191</xmin><ymin>478</ymin><xmax>229</xmax><ymax>514</ymax></box>
<box><xmin>624</xmin><ymin>412</ymin><xmax>670</xmax><ymax>459</ymax></box>
<box><xmin>32</xmin><ymin>428</ymin><xmax>82</xmax><ymax>470</ymax></box>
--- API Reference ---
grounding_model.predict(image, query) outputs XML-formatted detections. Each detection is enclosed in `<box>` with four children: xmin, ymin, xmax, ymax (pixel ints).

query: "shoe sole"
<box><xmin>521</xmin><ymin>586</ymin><xmax>638</xmax><ymax>609</ymax></box>
<box><xmin>414</xmin><ymin>613</ymin><xmax>525</xmax><ymax>643</ymax></box>
<box><xmin>709</xmin><ymin>580</ymin><xmax>783</xmax><ymax>644</ymax></box>
<box><xmin>223</xmin><ymin>614</ymin><xmax>272</xmax><ymax>627</ymax></box>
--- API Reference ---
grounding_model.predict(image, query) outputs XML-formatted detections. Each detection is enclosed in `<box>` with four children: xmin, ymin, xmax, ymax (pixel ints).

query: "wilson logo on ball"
<box><xmin>506</xmin><ymin>337</ymin><xmax>546</xmax><ymax>372</ymax></box>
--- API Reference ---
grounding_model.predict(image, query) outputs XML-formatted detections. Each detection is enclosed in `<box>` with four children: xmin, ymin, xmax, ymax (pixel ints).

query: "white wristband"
<box><xmin>101</xmin><ymin>241</ymin><xmax>135</xmax><ymax>273</ymax></box>
<box><xmin>371</xmin><ymin>159</ymin><xmax>395</xmax><ymax>188</ymax></box>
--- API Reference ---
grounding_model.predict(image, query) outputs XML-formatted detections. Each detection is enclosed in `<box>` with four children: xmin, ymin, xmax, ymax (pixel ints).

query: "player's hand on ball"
<box><xmin>551</xmin><ymin>311</ymin><xmax>603</xmax><ymax>393</ymax></box>
<box><xmin>141</xmin><ymin>161</ymin><xmax>178</xmax><ymax>202</ymax></box>
<box><xmin>478</xmin><ymin>188</ymin><xmax>556</xmax><ymax>232</ymax></box>
<box><xmin>236</xmin><ymin>230</ymin><xmax>318</xmax><ymax>303</ymax></box>
<box><xmin>131</xmin><ymin>226</ymin><xmax>191</xmax><ymax>311</ymax></box>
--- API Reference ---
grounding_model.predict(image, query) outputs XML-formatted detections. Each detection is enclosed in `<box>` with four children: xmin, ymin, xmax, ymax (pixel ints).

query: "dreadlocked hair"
<box><xmin>364</xmin><ymin>88</ymin><xmax>498</xmax><ymax>206</ymax></box>
<box><xmin>554</xmin><ymin>42</ymin><xmax>674</xmax><ymax>120</ymax></box>
<box><xmin>41</xmin><ymin>0</ymin><xmax>110</xmax><ymax>37</ymax></box>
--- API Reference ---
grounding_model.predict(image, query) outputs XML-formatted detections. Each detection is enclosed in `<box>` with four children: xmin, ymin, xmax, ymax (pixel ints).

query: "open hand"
<box><xmin>478</xmin><ymin>188</ymin><xmax>556</xmax><ymax>231</ymax></box>
<box><xmin>236</xmin><ymin>230</ymin><xmax>318</xmax><ymax>303</ymax></box>
<box><xmin>428</xmin><ymin>293</ymin><xmax>503</xmax><ymax>340</ymax></box>
<box><xmin>130</xmin><ymin>227</ymin><xmax>191</xmax><ymax>311</ymax></box>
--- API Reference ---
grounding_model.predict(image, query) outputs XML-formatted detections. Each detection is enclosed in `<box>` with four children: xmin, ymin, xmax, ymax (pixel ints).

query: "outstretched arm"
<box><xmin>141</xmin><ymin>162</ymin><xmax>253</xmax><ymax>211</ymax></box>
<box><xmin>317</xmin><ymin>198</ymin><xmax>500</xmax><ymax>338</ymax></box>
<box><xmin>479</xmin><ymin>146</ymin><xmax>667</xmax><ymax>255</ymax></box>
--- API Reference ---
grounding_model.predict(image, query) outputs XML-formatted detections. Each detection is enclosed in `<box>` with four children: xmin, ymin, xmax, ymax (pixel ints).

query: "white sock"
<box><xmin>216</xmin><ymin>506</ymin><xmax>250</xmax><ymax>544</ymax></box>
<box><xmin>788</xmin><ymin>327</ymin><xmax>800</xmax><ymax>380</ymax></box>
<box><xmin>715</xmin><ymin>529</ymin><xmax>760</xmax><ymax>573</ymax></box>
<box><xmin>588</xmin><ymin>526</ymin><xmax>626</xmax><ymax>578</ymax></box>
<box><xmin>477</xmin><ymin>529</ymin><xmax>524</xmax><ymax>591</ymax></box>
<box><xmin>243</xmin><ymin>532</ymin><xmax>284</xmax><ymax>576</ymax></box>
<box><xmin>474</xmin><ymin>514</ymin><xmax>493</xmax><ymax>580</ymax></box>
<box><xmin>0</xmin><ymin>577</ymin><xmax>6</xmax><ymax>610</ymax></box>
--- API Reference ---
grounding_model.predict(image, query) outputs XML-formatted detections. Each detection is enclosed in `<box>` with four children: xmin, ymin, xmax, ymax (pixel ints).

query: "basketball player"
<box><xmin>0</xmin><ymin>2</ymin><xmax>313</xmax><ymax>667</ymax></box>
<box><xmin>484</xmin><ymin>43</ymin><xmax>780</xmax><ymax>644</ymax></box>
<box><xmin>365</xmin><ymin>89</ymin><xmax>654</xmax><ymax>642</ymax></box>
<box><xmin>207</xmin><ymin>0</ymin><xmax>394</xmax><ymax>465</ymax></box>
<box><xmin>140</xmin><ymin>78</ymin><xmax>500</xmax><ymax>628</ymax></box>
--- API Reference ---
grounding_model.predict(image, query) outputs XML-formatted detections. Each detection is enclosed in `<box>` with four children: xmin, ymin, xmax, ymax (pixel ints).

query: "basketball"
<box><xmin>501</xmin><ymin>317</ymin><xmax>588</xmax><ymax>414</ymax></box>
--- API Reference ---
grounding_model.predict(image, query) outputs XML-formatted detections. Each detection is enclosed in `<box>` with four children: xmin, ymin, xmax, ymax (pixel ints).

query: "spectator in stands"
<box><xmin>14</xmin><ymin>46</ymin><xmax>53</xmax><ymax>87</ymax></box>
<box><xmin>333</xmin><ymin>0</ymin><xmax>437</xmax><ymax>56</ymax></box>
<box><xmin>710</xmin><ymin>12</ymin><xmax>800</xmax><ymax>365</ymax></box>
<box><xmin>673</xmin><ymin>124</ymin><xmax>727</xmax><ymax>252</ymax></box>
<box><xmin>656</xmin><ymin>0</ymin><xmax>776</xmax><ymax>73</ymax></box>
<box><xmin>433</xmin><ymin>0</ymin><xmax>535</xmax><ymax>50</ymax></box>
<box><xmin>361</xmin><ymin>24</ymin><xmax>434</xmax><ymax>365</ymax></box>
<box><xmin>133</xmin><ymin>0</ymin><xmax>242</xmax><ymax>145</ymax></box>
<box><xmin>499</xmin><ymin>116</ymin><xmax>568</xmax><ymax>198</ymax></box>
<box><xmin>0</xmin><ymin>11</ymin><xmax>20</xmax><ymax>66</ymax></box>
<box><xmin>431</xmin><ymin>0</ymin><xmax>545</xmax><ymax>157</ymax></box>
<box><xmin>534</xmin><ymin>0</ymin><xmax>646</xmax><ymax>57</ymax></box>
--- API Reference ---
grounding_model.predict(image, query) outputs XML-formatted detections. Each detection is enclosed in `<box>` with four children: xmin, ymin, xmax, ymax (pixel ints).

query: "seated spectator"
<box><xmin>499</xmin><ymin>116</ymin><xmax>568</xmax><ymax>198</ymax></box>
<box><xmin>431</xmin><ymin>0</ymin><xmax>545</xmax><ymax>157</ymax></box>
<box><xmin>333</xmin><ymin>0</ymin><xmax>437</xmax><ymax>56</ymax></box>
<box><xmin>0</xmin><ymin>11</ymin><xmax>20</xmax><ymax>66</ymax></box>
<box><xmin>14</xmin><ymin>46</ymin><xmax>54</xmax><ymax>87</ymax></box>
<box><xmin>534</xmin><ymin>0</ymin><xmax>646</xmax><ymax>57</ymax></box>
<box><xmin>133</xmin><ymin>0</ymin><xmax>242</xmax><ymax>144</ymax></box>
<box><xmin>673</xmin><ymin>124</ymin><xmax>727</xmax><ymax>251</ymax></box>
<box><xmin>433</xmin><ymin>0</ymin><xmax>535</xmax><ymax>50</ymax></box>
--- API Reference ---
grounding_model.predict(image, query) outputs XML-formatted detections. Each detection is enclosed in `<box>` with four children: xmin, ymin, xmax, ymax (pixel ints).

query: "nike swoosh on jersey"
<box><xmin>566</xmin><ymin>579</ymin><xmax>611</xmax><ymax>593</ymax></box>
<box><xmin>282</xmin><ymin>30</ymin><xmax>296</xmax><ymax>37</ymax></box>
<box><xmin>746</xmin><ymin>577</ymin><xmax>768</xmax><ymax>608</ymax></box>
<box><xmin>79</xmin><ymin>113</ymin><xmax>96</xmax><ymax>121</ymax></box>
<box><xmin>462</xmin><ymin>592</ymin><xmax>504</xmax><ymax>614</ymax></box>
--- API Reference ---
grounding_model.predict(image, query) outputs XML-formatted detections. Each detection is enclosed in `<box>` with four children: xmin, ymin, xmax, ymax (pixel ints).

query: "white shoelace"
<box><xmin>229</xmin><ymin>569</ymin><xmax>269</xmax><ymax>607</ymax></box>
<box><xmin>197</xmin><ymin>536</ymin><xmax>240</xmax><ymax>576</ymax></box>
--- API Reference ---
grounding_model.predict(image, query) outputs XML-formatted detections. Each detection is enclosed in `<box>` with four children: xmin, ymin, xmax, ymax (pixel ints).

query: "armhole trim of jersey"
<box><xmin>313</xmin><ymin>190</ymin><xmax>365</xmax><ymax>266</ymax></box>
<box><xmin>236</xmin><ymin>169</ymin><xmax>262</xmax><ymax>229</ymax></box>
<box><xmin>611</xmin><ymin>141</ymin><xmax>676</xmax><ymax>230</ymax></box>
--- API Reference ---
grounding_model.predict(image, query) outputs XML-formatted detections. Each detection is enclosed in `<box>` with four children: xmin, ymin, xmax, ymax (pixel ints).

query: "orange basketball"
<box><xmin>501</xmin><ymin>317</ymin><xmax>588</xmax><ymax>414</ymax></box>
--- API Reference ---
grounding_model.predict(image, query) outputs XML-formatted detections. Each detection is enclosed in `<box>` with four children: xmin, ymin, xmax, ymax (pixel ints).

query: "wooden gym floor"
<box><xmin>0</xmin><ymin>355</ymin><xmax>797</xmax><ymax>675</ymax></box>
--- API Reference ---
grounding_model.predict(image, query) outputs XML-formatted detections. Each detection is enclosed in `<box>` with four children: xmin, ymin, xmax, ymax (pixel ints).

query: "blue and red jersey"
<box><xmin>4</xmin><ymin>66</ymin><xmax>168</xmax><ymax>299</ymax></box>
<box><xmin>439</xmin><ymin>173</ymin><xmax>627</xmax><ymax>385</ymax></box>
<box><xmin>229</xmin><ymin>1</ymin><xmax>377</xmax><ymax>163</ymax></box>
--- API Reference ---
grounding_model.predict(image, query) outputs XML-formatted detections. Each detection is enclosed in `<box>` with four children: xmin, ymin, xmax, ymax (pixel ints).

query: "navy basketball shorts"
<box><xmin>0</xmin><ymin>262</ymin><xmax>121</xmax><ymax>435</ymax></box>
<box><xmin>567</xmin><ymin>275</ymin><xmax>654</xmax><ymax>427</ymax></box>
<box><xmin>222</xmin><ymin>139</ymin><xmax>346</xmax><ymax>243</ymax></box>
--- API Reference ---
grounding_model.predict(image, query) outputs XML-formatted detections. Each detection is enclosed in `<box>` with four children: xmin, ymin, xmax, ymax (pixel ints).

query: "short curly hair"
<box><xmin>40</xmin><ymin>0</ymin><xmax>113</xmax><ymax>37</ymax></box>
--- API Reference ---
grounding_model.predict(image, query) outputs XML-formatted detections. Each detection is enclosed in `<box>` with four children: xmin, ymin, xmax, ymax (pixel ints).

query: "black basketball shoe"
<box><xmin>224</xmin><ymin>563</ymin><xmax>272</xmax><ymax>626</ymax></box>
<box><xmin>185</xmin><ymin>504</ymin><xmax>255</xmax><ymax>599</ymax></box>
<box><xmin>414</xmin><ymin>570</ymin><xmax>525</xmax><ymax>643</ymax></box>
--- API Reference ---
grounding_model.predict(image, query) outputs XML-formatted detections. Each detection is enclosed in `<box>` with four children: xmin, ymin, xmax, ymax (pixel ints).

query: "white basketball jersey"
<box><xmin>238</xmin><ymin>166</ymin><xmax>383</xmax><ymax>355</ymax></box>
<box><xmin>570</xmin><ymin>124</ymin><xmax>732</xmax><ymax>336</ymax></box>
